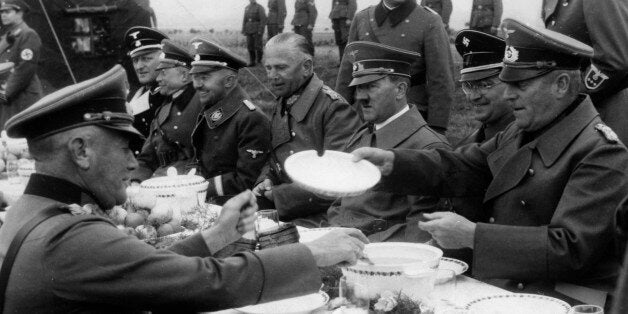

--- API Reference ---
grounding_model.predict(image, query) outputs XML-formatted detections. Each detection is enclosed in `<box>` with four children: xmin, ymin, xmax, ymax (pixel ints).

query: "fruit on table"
<box><xmin>147</xmin><ymin>202</ymin><xmax>173</xmax><ymax>226</ymax></box>
<box><xmin>108</xmin><ymin>205</ymin><xmax>128</xmax><ymax>225</ymax></box>
<box><xmin>125</xmin><ymin>212</ymin><xmax>146</xmax><ymax>228</ymax></box>
<box><xmin>136</xmin><ymin>225</ymin><xmax>158</xmax><ymax>240</ymax></box>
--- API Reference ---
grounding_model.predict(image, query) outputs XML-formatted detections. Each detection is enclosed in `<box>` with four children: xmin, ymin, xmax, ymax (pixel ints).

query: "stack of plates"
<box><xmin>465</xmin><ymin>294</ymin><xmax>571</xmax><ymax>314</ymax></box>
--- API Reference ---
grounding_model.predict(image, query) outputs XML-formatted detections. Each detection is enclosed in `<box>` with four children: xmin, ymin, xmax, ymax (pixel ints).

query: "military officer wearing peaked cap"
<box><xmin>0</xmin><ymin>0</ymin><xmax>42</xmax><ymax>128</ymax></box>
<box><xmin>130</xmin><ymin>39</ymin><xmax>203</xmax><ymax>183</ymax></box>
<box><xmin>0</xmin><ymin>65</ymin><xmax>369</xmax><ymax>313</ymax></box>
<box><xmin>187</xmin><ymin>37</ymin><xmax>272</xmax><ymax>200</ymax></box>
<box><xmin>124</xmin><ymin>26</ymin><xmax>169</xmax><ymax>139</ymax></box>
<box><xmin>354</xmin><ymin>19</ymin><xmax>628</xmax><ymax>308</ymax></box>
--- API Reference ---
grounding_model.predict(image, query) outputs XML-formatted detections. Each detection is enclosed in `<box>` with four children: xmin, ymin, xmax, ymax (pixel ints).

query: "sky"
<box><xmin>151</xmin><ymin>0</ymin><xmax>544</xmax><ymax>32</ymax></box>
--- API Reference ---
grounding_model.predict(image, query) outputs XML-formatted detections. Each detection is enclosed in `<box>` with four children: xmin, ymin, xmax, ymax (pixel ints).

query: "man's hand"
<box><xmin>252</xmin><ymin>178</ymin><xmax>274</xmax><ymax>201</ymax></box>
<box><xmin>418</xmin><ymin>212</ymin><xmax>476</xmax><ymax>249</ymax></box>
<box><xmin>307</xmin><ymin>24</ymin><xmax>314</xmax><ymax>30</ymax></box>
<box><xmin>345</xmin><ymin>19</ymin><xmax>352</xmax><ymax>26</ymax></box>
<box><xmin>351</xmin><ymin>147</ymin><xmax>395</xmax><ymax>176</ymax></box>
<box><xmin>202</xmin><ymin>190</ymin><xmax>257</xmax><ymax>253</ymax></box>
<box><xmin>303</xmin><ymin>228</ymin><xmax>369</xmax><ymax>267</ymax></box>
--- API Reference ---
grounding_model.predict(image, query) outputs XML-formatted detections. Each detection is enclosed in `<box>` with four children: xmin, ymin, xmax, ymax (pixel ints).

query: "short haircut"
<box><xmin>387</xmin><ymin>75</ymin><xmax>411</xmax><ymax>86</ymax></box>
<box><xmin>265</xmin><ymin>33</ymin><xmax>314</xmax><ymax>59</ymax></box>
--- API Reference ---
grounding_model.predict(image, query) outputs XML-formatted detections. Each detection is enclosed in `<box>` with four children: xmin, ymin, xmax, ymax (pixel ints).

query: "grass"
<box><xmin>167</xmin><ymin>29</ymin><xmax>478</xmax><ymax>146</ymax></box>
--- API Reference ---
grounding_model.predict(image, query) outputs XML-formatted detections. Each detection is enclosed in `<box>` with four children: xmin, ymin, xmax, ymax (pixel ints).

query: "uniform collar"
<box><xmin>375</xmin><ymin>105</ymin><xmax>409</xmax><ymax>130</ymax></box>
<box><xmin>376</xmin><ymin>105</ymin><xmax>429</xmax><ymax>149</ymax></box>
<box><xmin>282</xmin><ymin>74</ymin><xmax>323</xmax><ymax>122</ymax></box>
<box><xmin>24</xmin><ymin>173</ymin><xmax>100</xmax><ymax>207</ymax></box>
<box><xmin>374</xmin><ymin>0</ymin><xmax>417</xmax><ymax>27</ymax></box>
<box><xmin>202</xmin><ymin>85</ymin><xmax>248</xmax><ymax>129</ymax></box>
<box><xmin>482</xmin><ymin>114</ymin><xmax>515</xmax><ymax>143</ymax></box>
<box><xmin>171</xmin><ymin>83</ymin><xmax>196</xmax><ymax>111</ymax></box>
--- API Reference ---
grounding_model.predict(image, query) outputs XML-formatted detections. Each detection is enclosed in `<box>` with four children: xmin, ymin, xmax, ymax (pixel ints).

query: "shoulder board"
<box><xmin>594</xmin><ymin>123</ymin><xmax>619</xmax><ymax>144</ymax></box>
<box><xmin>423</xmin><ymin>6</ymin><xmax>438</xmax><ymax>15</ymax></box>
<box><xmin>322</xmin><ymin>85</ymin><xmax>343</xmax><ymax>101</ymax></box>
<box><xmin>12</xmin><ymin>28</ymin><xmax>21</xmax><ymax>36</ymax></box>
<box><xmin>243</xmin><ymin>99</ymin><xmax>257</xmax><ymax>111</ymax></box>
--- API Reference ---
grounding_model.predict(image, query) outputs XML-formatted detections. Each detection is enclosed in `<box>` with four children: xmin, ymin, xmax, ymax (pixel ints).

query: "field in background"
<box><xmin>167</xmin><ymin>29</ymin><xmax>479</xmax><ymax>145</ymax></box>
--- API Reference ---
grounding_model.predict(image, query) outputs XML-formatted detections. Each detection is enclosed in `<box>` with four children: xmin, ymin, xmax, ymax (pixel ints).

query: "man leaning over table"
<box><xmin>327</xmin><ymin>41</ymin><xmax>450</xmax><ymax>243</ymax></box>
<box><xmin>352</xmin><ymin>19</ymin><xmax>628</xmax><ymax>309</ymax></box>
<box><xmin>0</xmin><ymin>65</ymin><xmax>369</xmax><ymax>313</ymax></box>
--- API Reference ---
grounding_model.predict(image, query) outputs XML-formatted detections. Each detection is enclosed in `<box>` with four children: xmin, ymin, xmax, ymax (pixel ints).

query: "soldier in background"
<box><xmin>242</xmin><ymin>0</ymin><xmax>267</xmax><ymax>67</ymax></box>
<box><xmin>124</xmin><ymin>26</ymin><xmax>169</xmax><ymax>140</ymax></box>
<box><xmin>421</xmin><ymin>0</ymin><xmax>452</xmax><ymax>30</ymax></box>
<box><xmin>329</xmin><ymin>0</ymin><xmax>356</xmax><ymax>64</ymax></box>
<box><xmin>469</xmin><ymin>0</ymin><xmax>502</xmax><ymax>36</ymax></box>
<box><xmin>292</xmin><ymin>0</ymin><xmax>317</xmax><ymax>55</ymax></box>
<box><xmin>0</xmin><ymin>0</ymin><xmax>42</xmax><ymax>128</ymax></box>
<box><xmin>542</xmin><ymin>0</ymin><xmax>628</xmax><ymax>145</ymax></box>
<box><xmin>267</xmin><ymin>0</ymin><xmax>286</xmax><ymax>39</ymax></box>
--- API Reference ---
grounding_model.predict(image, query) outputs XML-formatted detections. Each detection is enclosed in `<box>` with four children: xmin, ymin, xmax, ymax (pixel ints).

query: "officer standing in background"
<box><xmin>469</xmin><ymin>0</ymin><xmax>502</xmax><ymax>35</ymax></box>
<box><xmin>421</xmin><ymin>0</ymin><xmax>452</xmax><ymax>30</ymax></box>
<box><xmin>542</xmin><ymin>0</ymin><xmax>628</xmax><ymax>145</ymax></box>
<box><xmin>292</xmin><ymin>0</ymin><xmax>318</xmax><ymax>55</ymax></box>
<box><xmin>267</xmin><ymin>0</ymin><xmax>286</xmax><ymax>39</ymax></box>
<box><xmin>0</xmin><ymin>0</ymin><xmax>42</xmax><ymax>128</ymax></box>
<box><xmin>329</xmin><ymin>0</ymin><xmax>356</xmax><ymax>64</ymax></box>
<box><xmin>242</xmin><ymin>0</ymin><xmax>267</xmax><ymax>67</ymax></box>
<box><xmin>124</xmin><ymin>26</ymin><xmax>169</xmax><ymax>139</ymax></box>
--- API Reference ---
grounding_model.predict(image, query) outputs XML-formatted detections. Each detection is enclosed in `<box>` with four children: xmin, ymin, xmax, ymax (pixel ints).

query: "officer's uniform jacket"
<box><xmin>470</xmin><ymin>0</ymin><xmax>503</xmax><ymax>29</ymax></box>
<box><xmin>336</xmin><ymin>2</ymin><xmax>455</xmax><ymax>130</ymax></box>
<box><xmin>543</xmin><ymin>0</ymin><xmax>628</xmax><ymax>145</ymax></box>
<box><xmin>421</xmin><ymin>0</ymin><xmax>453</xmax><ymax>25</ymax></box>
<box><xmin>0</xmin><ymin>174</ymin><xmax>321</xmax><ymax>313</ymax></box>
<box><xmin>329</xmin><ymin>0</ymin><xmax>357</xmax><ymax>20</ymax></box>
<box><xmin>243</xmin><ymin>2</ymin><xmax>267</xmax><ymax>35</ymax></box>
<box><xmin>258</xmin><ymin>74</ymin><xmax>361</xmax><ymax>224</ymax></box>
<box><xmin>131</xmin><ymin>83</ymin><xmax>201</xmax><ymax>182</ymax></box>
<box><xmin>267</xmin><ymin>0</ymin><xmax>287</xmax><ymax>25</ymax></box>
<box><xmin>127</xmin><ymin>82</ymin><xmax>168</xmax><ymax>141</ymax></box>
<box><xmin>378</xmin><ymin>96</ymin><xmax>627</xmax><ymax>296</ymax></box>
<box><xmin>292</xmin><ymin>0</ymin><xmax>318</xmax><ymax>27</ymax></box>
<box><xmin>328</xmin><ymin>107</ymin><xmax>450</xmax><ymax>242</ymax></box>
<box><xmin>191</xmin><ymin>85</ymin><xmax>271</xmax><ymax>198</ymax></box>
<box><xmin>0</xmin><ymin>21</ymin><xmax>42</xmax><ymax>127</ymax></box>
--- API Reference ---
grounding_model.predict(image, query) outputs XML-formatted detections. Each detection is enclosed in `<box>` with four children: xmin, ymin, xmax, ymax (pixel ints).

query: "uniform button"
<box><xmin>173</xmin><ymin>126</ymin><xmax>178</xmax><ymax>130</ymax></box>
<box><xmin>177</xmin><ymin>112</ymin><xmax>181</xmax><ymax>116</ymax></box>
<box><xmin>517</xmin><ymin>283</ymin><xmax>525</xmax><ymax>290</ymax></box>
<box><xmin>141</xmin><ymin>118</ymin><xmax>146</xmax><ymax>122</ymax></box>
<box><xmin>175</xmin><ymin>141</ymin><xmax>180</xmax><ymax>145</ymax></box>
<box><xmin>562</xmin><ymin>0</ymin><xmax>568</xmax><ymax>6</ymax></box>
<box><xmin>551</xmin><ymin>20</ymin><xmax>556</xmax><ymax>26</ymax></box>
<box><xmin>365</xmin><ymin>32</ymin><xmax>370</xmax><ymax>36</ymax></box>
<box><xmin>520</xmin><ymin>200</ymin><xmax>526</xmax><ymax>207</ymax></box>
<box><xmin>291</xmin><ymin>131</ymin><xmax>296</xmax><ymax>137</ymax></box>
<box><xmin>370</xmin><ymin>18</ymin><xmax>374</xmax><ymax>22</ymax></box>
<box><xmin>405</xmin><ymin>19</ymin><xmax>410</xmax><ymax>23</ymax></box>
<box><xmin>489</xmin><ymin>217</ymin><xmax>495</xmax><ymax>223</ymax></box>
<box><xmin>528</xmin><ymin>169</ymin><xmax>535</xmax><ymax>176</ymax></box>
<box><xmin>308</xmin><ymin>198</ymin><xmax>313</xmax><ymax>202</ymax></box>
<box><xmin>289</xmin><ymin>150</ymin><xmax>294</xmax><ymax>155</ymax></box>
<box><xmin>213</xmin><ymin>136</ymin><xmax>219</xmax><ymax>140</ymax></box>
<box><xmin>401</xmin><ymin>34</ymin><xmax>406</xmax><ymax>37</ymax></box>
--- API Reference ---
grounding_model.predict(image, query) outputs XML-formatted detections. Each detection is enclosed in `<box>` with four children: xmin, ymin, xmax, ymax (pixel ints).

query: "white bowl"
<box><xmin>140</xmin><ymin>174</ymin><xmax>208</xmax><ymax>209</ymax></box>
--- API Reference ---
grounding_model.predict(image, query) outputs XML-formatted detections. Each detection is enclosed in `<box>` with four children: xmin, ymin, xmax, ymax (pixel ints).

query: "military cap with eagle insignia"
<box><xmin>455</xmin><ymin>29</ymin><xmax>505</xmax><ymax>82</ymax></box>
<box><xmin>0</xmin><ymin>0</ymin><xmax>30</xmax><ymax>12</ymax></box>
<box><xmin>499</xmin><ymin>18</ymin><xmax>593</xmax><ymax>83</ymax></box>
<box><xmin>124</xmin><ymin>26</ymin><xmax>169</xmax><ymax>58</ymax></box>
<box><xmin>345</xmin><ymin>41</ymin><xmax>420</xmax><ymax>87</ymax></box>
<box><xmin>4</xmin><ymin>65</ymin><xmax>144</xmax><ymax>143</ymax></box>
<box><xmin>155</xmin><ymin>39</ymin><xmax>193</xmax><ymax>70</ymax></box>
<box><xmin>188</xmin><ymin>37</ymin><xmax>247</xmax><ymax>74</ymax></box>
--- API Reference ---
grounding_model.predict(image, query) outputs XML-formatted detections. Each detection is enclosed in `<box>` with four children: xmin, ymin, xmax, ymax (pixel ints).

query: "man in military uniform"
<box><xmin>336</xmin><ymin>0</ymin><xmax>455</xmax><ymax>134</ymax></box>
<box><xmin>327</xmin><ymin>41</ymin><xmax>450</xmax><ymax>242</ymax></box>
<box><xmin>469</xmin><ymin>0</ymin><xmax>502</xmax><ymax>35</ymax></box>
<box><xmin>188</xmin><ymin>38</ymin><xmax>271</xmax><ymax>199</ymax></box>
<box><xmin>124</xmin><ymin>26</ymin><xmax>169</xmax><ymax>139</ymax></box>
<box><xmin>129</xmin><ymin>40</ymin><xmax>202</xmax><ymax>182</ymax></box>
<box><xmin>542</xmin><ymin>0</ymin><xmax>628</xmax><ymax>145</ymax></box>
<box><xmin>254</xmin><ymin>33</ymin><xmax>361</xmax><ymax>226</ymax></box>
<box><xmin>354</xmin><ymin>19</ymin><xmax>628</xmax><ymax>307</ymax></box>
<box><xmin>291</xmin><ymin>0</ymin><xmax>317</xmax><ymax>55</ymax></box>
<box><xmin>0</xmin><ymin>65</ymin><xmax>369</xmax><ymax>313</ymax></box>
<box><xmin>420</xmin><ymin>0</ymin><xmax>452</xmax><ymax>29</ymax></box>
<box><xmin>0</xmin><ymin>0</ymin><xmax>42</xmax><ymax>127</ymax></box>
<box><xmin>267</xmin><ymin>0</ymin><xmax>286</xmax><ymax>39</ymax></box>
<box><xmin>329</xmin><ymin>0</ymin><xmax>356</xmax><ymax>63</ymax></box>
<box><xmin>242</xmin><ymin>0</ymin><xmax>267</xmax><ymax>67</ymax></box>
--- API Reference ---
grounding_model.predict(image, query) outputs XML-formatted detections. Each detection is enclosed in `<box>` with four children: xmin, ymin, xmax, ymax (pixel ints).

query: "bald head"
<box><xmin>265</xmin><ymin>33</ymin><xmax>314</xmax><ymax>61</ymax></box>
<box><xmin>264</xmin><ymin>33</ymin><xmax>315</xmax><ymax>98</ymax></box>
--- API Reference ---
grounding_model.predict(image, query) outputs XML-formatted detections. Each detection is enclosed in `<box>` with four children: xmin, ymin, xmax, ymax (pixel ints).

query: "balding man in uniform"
<box><xmin>292</xmin><ymin>0</ymin><xmax>318</xmax><ymax>55</ymax></box>
<box><xmin>188</xmin><ymin>38</ymin><xmax>271</xmax><ymax>199</ymax></box>
<box><xmin>336</xmin><ymin>0</ymin><xmax>455</xmax><ymax>134</ymax></box>
<box><xmin>242</xmin><ymin>0</ymin><xmax>267</xmax><ymax>67</ymax></box>
<box><xmin>421</xmin><ymin>0</ymin><xmax>452</xmax><ymax>29</ymax></box>
<box><xmin>329</xmin><ymin>0</ymin><xmax>357</xmax><ymax>63</ymax></box>
<box><xmin>267</xmin><ymin>0</ymin><xmax>286</xmax><ymax>39</ymax></box>
<box><xmin>542</xmin><ymin>0</ymin><xmax>628</xmax><ymax>145</ymax></box>
<box><xmin>354</xmin><ymin>19</ymin><xmax>628</xmax><ymax>308</ymax></box>
<box><xmin>0</xmin><ymin>65</ymin><xmax>369</xmax><ymax>313</ymax></box>
<box><xmin>469</xmin><ymin>0</ymin><xmax>502</xmax><ymax>35</ymax></box>
<box><xmin>0</xmin><ymin>0</ymin><xmax>42</xmax><ymax>127</ymax></box>
<box><xmin>124</xmin><ymin>26</ymin><xmax>169</xmax><ymax>139</ymax></box>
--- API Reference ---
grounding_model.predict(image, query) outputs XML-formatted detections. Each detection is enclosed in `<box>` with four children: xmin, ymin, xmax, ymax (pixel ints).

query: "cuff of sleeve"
<box><xmin>207</xmin><ymin>175</ymin><xmax>224</xmax><ymax>197</ymax></box>
<box><xmin>168</xmin><ymin>233</ymin><xmax>212</xmax><ymax>257</ymax></box>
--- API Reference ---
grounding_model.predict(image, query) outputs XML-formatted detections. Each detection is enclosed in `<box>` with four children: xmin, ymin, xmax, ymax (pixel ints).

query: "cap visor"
<box><xmin>190</xmin><ymin>65</ymin><xmax>219</xmax><ymax>74</ymax></box>
<box><xmin>460</xmin><ymin>68</ymin><xmax>501</xmax><ymax>82</ymax></box>
<box><xmin>499</xmin><ymin>66</ymin><xmax>552</xmax><ymax>83</ymax></box>
<box><xmin>349</xmin><ymin>74</ymin><xmax>388</xmax><ymax>87</ymax></box>
<box><xmin>129</xmin><ymin>47</ymin><xmax>160</xmax><ymax>59</ymax></box>
<box><xmin>0</xmin><ymin>62</ymin><xmax>14</xmax><ymax>75</ymax></box>
<box><xmin>155</xmin><ymin>62</ymin><xmax>175</xmax><ymax>71</ymax></box>
<box><xmin>99</xmin><ymin>124</ymin><xmax>145</xmax><ymax>141</ymax></box>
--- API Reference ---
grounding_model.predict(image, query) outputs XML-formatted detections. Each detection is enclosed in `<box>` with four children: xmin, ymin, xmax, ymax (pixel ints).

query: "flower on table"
<box><xmin>374</xmin><ymin>290</ymin><xmax>398</xmax><ymax>312</ymax></box>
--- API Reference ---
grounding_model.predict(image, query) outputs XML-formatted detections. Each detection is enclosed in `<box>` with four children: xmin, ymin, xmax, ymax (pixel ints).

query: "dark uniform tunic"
<box><xmin>258</xmin><ymin>74</ymin><xmax>361</xmax><ymax>226</ymax></box>
<box><xmin>336</xmin><ymin>1</ymin><xmax>455</xmax><ymax>131</ymax></box>
<box><xmin>0</xmin><ymin>174</ymin><xmax>321</xmax><ymax>313</ymax></box>
<box><xmin>243</xmin><ymin>2</ymin><xmax>267</xmax><ymax>63</ymax></box>
<box><xmin>0</xmin><ymin>21</ymin><xmax>42</xmax><ymax>127</ymax></box>
<box><xmin>267</xmin><ymin>0</ymin><xmax>287</xmax><ymax>39</ymax></box>
<box><xmin>469</xmin><ymin>0</ymin><xmax>503</xmax><ymax>35</ymax></box>
<box><xmin>378</xmin><ymin>96</ymin><xmax>628</xmax><ymax>301</ymax></box>
<box><xmin>329</xmin><ymin>0</ymin><xmax>357</xmax><ymax>59</ymax></box>
<box><xmin>421</xmin><ymin>0</ymin><xmax>453</xmax><ymax>26</ymax></box>
<box><xmin>191</xmin><ymin>85</ymin><xmax>271</xmax><ymax>198</ymax></box>
<box><xmin>328</xmin><ymin>107</ymin><xmax>450</xmax><ymax>242</ymax></box>
<box><xmin>127</xmin><ymin>82</ymin><xmax>168</xmax><ymax>140</ymax></box>
<box><xmin>543</xmin><ymin>0</ymin><xmax>628</xmax><ymax>145</ymax></box>
<box><xmin>291</xmin><ymin>0</ymin><xmax>318</xmax><ymax>52</ymax></box>
<box><xmin>130</xmin><ymin>83</ymin><xmax>202</xmax><ymax>182</ymax></box>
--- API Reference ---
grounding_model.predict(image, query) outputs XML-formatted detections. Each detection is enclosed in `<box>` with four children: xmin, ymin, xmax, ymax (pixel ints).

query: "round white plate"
<box><xmin>237</xmin><ymin>291</ymin><xmax>329</xmax><ymax>314</ymax></box>
<box><xmin>439</xmin><ymin>257</ymin><xmax>468</xmax><ymax>276</ymax></box>
<box><xmin>284</xmin><ymin>150</ymin><xmax>381</xmax><ymax>198</ymax></box>
<box><xmin>465</xmin><ymin>294</ymin><xmax>571</xmax><ymax>314</ymax></box>
<box><xmin>297</xmin><ymin>226</ymin><xmax>343</xmax><ymax>243</ymax></box>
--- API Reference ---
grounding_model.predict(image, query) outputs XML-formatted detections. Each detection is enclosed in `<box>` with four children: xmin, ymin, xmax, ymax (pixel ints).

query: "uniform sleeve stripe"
<box><xmin>214</xmin><ymin>175</ymin><xmax>224</xmax><ymax>196</ymax></box>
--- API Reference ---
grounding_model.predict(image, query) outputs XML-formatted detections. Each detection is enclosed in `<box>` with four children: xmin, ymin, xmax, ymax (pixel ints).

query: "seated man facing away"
<box><xmin>327</xmin><ymin>41</ymin><xmax>450</xmax><ymax>242</ymax></box>
<box><xmin>0</xmin><ymin>65</ymin><xmax>369</xmax><ymax>313</ymax></box>
<box><xmin>353</xmin><ymin>19</ymin><xmax>628</xmax><ymax>308</ymax></box>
